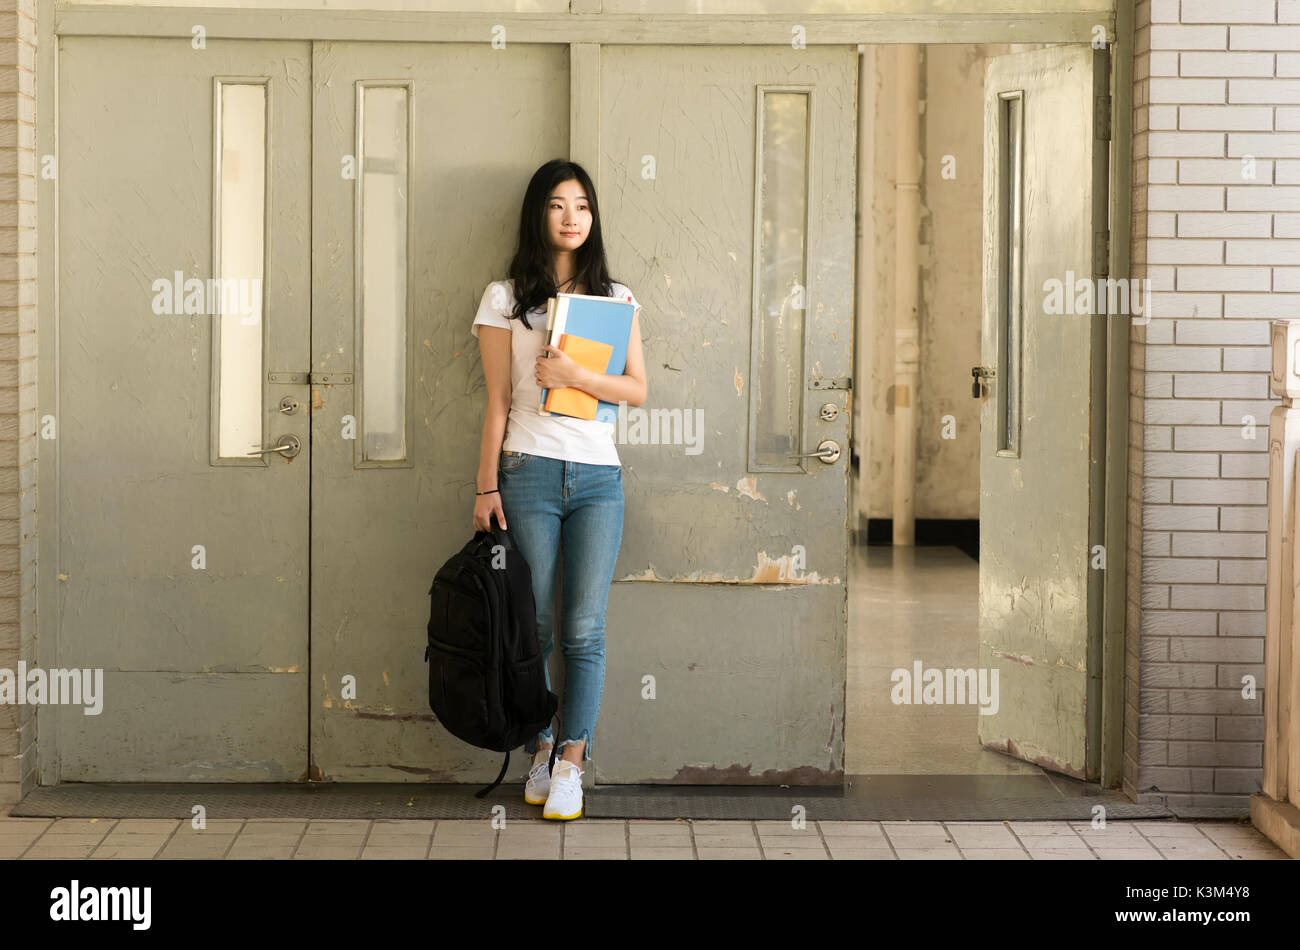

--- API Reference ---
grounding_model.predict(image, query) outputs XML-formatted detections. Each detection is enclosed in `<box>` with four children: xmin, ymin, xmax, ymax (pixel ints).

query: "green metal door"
<box><xmin>977</xmin><ymin>45</ymin><xmax>1109</xmax><ymax>780</ymax></box>
<box><xmin>54</xmin><ymin>37</ymin><xmax>312</xmax><ymax>780</ymax></box>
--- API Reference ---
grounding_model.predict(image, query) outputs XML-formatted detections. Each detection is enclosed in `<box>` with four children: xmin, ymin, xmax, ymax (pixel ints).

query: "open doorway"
<box><xmin>847</xmin><ymin>42</ymin><xmax>1117</xmax><ymax>786</ymax></box>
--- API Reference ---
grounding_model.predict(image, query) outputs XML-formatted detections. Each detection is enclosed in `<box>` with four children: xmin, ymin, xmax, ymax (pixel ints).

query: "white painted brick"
<box><xmin>1149</xmin><ymin>211</ymin><xmax>1177</xmax><ymax>237</ymax></box>
<box><xmin>1146</xmin><ymin>423</ymin><xmax>1174</xmax><ymax>449</ymax></box>
<box><xmin>1169</xmin><ymin>585</ymin><xmax>1263</xmax><ymax>610</ymax></box>
<box><xmin>1143</xmin><ymin>584</ymin><xmax>1173</xmax><ymax>610</ymax></box>
<box><xmin>1176</xmin><ymin>265</ymin><xmax>1271</xmax><ymax>290</ymax></box>
<box><xmin>1275</xmin><ymin>269</ymin><xmax>1300</xmax><ymax>290</ymax></box>
<box><xmin>1142</xmin><ymin>610</ymin><xmax>1219</xmax><ymax>635</ymax></box>
<box><xmin>1229</xmin><ymin>186</ymin><xmax>1300</xmax><ymax>210</ymax></box>
<box><xmin>1222</xmin><ymin>346</ymin><xmax>1271</xmax><ymax>371</ymax></box>
<box><xmin>1148</xmin><ymin>239</ymin><xmax>1225</xmax><ymax>264</ymax></box>
<box><xmin>1282</xmin><ymin>53</ymin><xmax>1300</xmax><ymax>77</ymax></box>
<box><xmin>1145</xmin><ymin>531</ymin><xmax>1173</xmax><ymax>556</ymax></box>
<box><xmin>1230</xmin><ymin>80</ymin><xmax>1300</xmax><ymax>103</ymax></box>
<box><xmin>1229</xmin><ymin>134</ymin><xmax>1300</xmax><ymax>158</ymax></box>
<box><xmin>1220</xmin><ymin>451</ymin><xmax>1270</xmax><ymax>476</ymax></box>
<box><xmin>1280</xmin><ymin>108</ymin><xmax>1300</xmax><ymax>131</ymax></box>
<box><xmin>1147</xmin><ymin>373</ymin><xmax>1175</xmax><ymax>398</ymax></box>
<box><xmin>1152</xmin><ymin>78</ymin><xmax>1227</xmax><ymax>103</ymax></box>
<box><xmin>1181</xmin><ymin>0</ymin><xmax>1276</xmax><ymax>22</ymax></box>
<box><xmin>1218</xmin><ymin>558</ymin><xmax>1267</xmax><ymax>582</ymax></box>
<box><xmin>1148</xmin><ymin>292</ymin><xmax>1224</xmax><ymax>317</ymax></box>
<box><xmin>1180</xmin><ymin>371</ymin><xmax>1268</xmax><ymax>397</ymax></box>
<box><xmin>1146</xmin><ymin>344</ymin><xmax>1223</xmax><ymax>369</ymax></box>
<box><xmin>1220</xmin><ymin>398</ymin><xmax>1280</xmax><ymax>421</ymax></box>
<box><xmin>1149</xmin><ymin>185</ymin><xmax>1225</xmax><ymax>210</ymax></box>
<box><xmin>1150</xmin><ymin>0</ymin><xmax>1180</xmax><ymax>22</ymax></box>
<box><xmin>1178</xmin><ymin>158</ymin><xmax>1271</xmax><ymax>184</ymax></box>
<box><xmin>1279</xmin><ymin>161</ymin><xmax>1300</xmax><ymax>184</ymax></box>
<box><xmin>1146</xmin><ymin>265</ymin><xmax>1177</xmax><ymax>292</ymax></box>
<box><xmin>1150</xmin><ymin>50</ymin><xmax>1180</xmax><ymax>76</ymax></box>
<box><xmin>1226</xmin><ymin>239</ymin><xmax>1300</xmax><ymax>263</ymax></box>
<box><xmin>1145</xmin><ymin>399</ymin><xmax>1222</xmax><ymax>423</ymax></box>
<box><xmin>1230</xmin><ymin>26</ymin><xmax>1300</xmax><ymax>50</ymax></box>
<box><xmin>1222</xmin><ymin>608</ymin><xmax>1263</xmax><ymax>639</ymax></box>
<box><xmin>1144</xmin><ymin>505</ymin><xmax>1220</xmax><ymax>531</ymax></box>
<box><xmin>1284</xmin><ymin>0</ymin><xmax>1300</xmax><ymax>24</ymax></box>
<box><xmin>1145</xmin><ymin>478</ymin><xmax>1173</xmax><ymax>503</ymax></box>
<box><xmin>1153</xmin><ymin>25</ymin><xmax>1229</xmax><ymax>49</ymax></box>
<box><xmin>1175</xmin><ymin>319</ymin><xmax>1268</xmax><ymax>344</ymax></box>
<box><xmin>1174</xmin><ymin>423</ymin><xmax>1268</xmax><ymax>449</ymax></box>
<box><xmin>1145</xmin><ymin>451</ymin><xmax>1221</xmax><ymax>476</ymax></box>
<box><xmin>1149</xmin><ymin>104</ymin><xmax>1180</xmax><ymax>130</ymax></box>
<box><xmin>1172</xmin><ymin>479</ymin><xmax>1267</xmax><ymax>504</ymax></box>
<box><xmin>1224</xmin><ymin>293</ymin><xmax>1300</xmax><ymax>316</ymax></box>
<box><xmin>1146</xmin><ymin>317</ymin><xmax>1176</xmax><ymax>344</ymax></box>
<box><xmin>1177</xmin><ymin>211</ymin><xmax>1270</xmax><ymax>237</ymax></box>
<box><xmin>1149</xmin><ymin>158</ymin><xmax>1178</xmax><ymax>183</ymax></box>
<box><xmin>1182</xmin><ymin>51</ymin><xmax>1276</xmax><ymax>76</ymax></box>
<box><xmin>1180</xmin><ymin>105</ymin><xmax>1271</xmax><ymax>129</ymax></box>
<box><xmin>1220</xmin><ymin>506</ymin><xmax>1267</xmax><ymax>531</ymax></box>
<box><xmin>1143</xmin><ymin>558</ymin><xmax>1219</xmax><ymax>583</ymax></box>
<box><xmin>1277</xmin><ymin>214</ymin><xmax>1300</xmax><ymax>237</ymax></box>
<box><xmin>1149</xmin><ymin>132</ymin><xmax>1227</xmax><ymax>158</ymax></box>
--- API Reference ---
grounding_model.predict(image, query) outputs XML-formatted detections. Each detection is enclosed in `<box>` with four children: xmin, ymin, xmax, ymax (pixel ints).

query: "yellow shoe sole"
<box><xmin>543</xmin><ymin>807</ymin><xmax>582</xmax><ymax>820</ymax></box>
<box><xmin>524</xmin><ymin>791</ymin><xmax>546</xmax><ymax>805</ymax></box>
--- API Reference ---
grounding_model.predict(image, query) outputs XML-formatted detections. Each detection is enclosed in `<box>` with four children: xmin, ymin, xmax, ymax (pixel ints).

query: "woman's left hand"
<box><xmin>535</xmin><ymin>345</ymin><xmax>587</xmax><ymax>390</ymax></box>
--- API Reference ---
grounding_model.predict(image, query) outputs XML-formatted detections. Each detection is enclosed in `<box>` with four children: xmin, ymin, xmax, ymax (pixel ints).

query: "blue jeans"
<box><xmin>497</xmin><ymin>450</ymin><xmax>624</xmax><ymax>762</ymax></box>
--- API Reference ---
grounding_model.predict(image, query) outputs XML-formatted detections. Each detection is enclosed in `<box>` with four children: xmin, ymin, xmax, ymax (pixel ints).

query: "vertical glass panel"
<box><xmin>754</xmin><ymin>90</ymin><xmax>809</xmax><ymax>468</ymax></box>
<box><xmin>998</xmin><ymin>92</ymin><xmax>1024</xmax><ymax>454</ymax></box>
<box><xmin>216</xmin><ymin>82</ymin><xmax>266</xmax><ymax>458</ymax></box>
<box><xmin>360</xmin><ymin>85</ymin><xmax>409</xmax><ymax>461</ymax></box>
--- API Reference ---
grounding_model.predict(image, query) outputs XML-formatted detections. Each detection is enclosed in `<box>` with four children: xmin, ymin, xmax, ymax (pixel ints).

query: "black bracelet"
<box><xmin>477</xmin><ymin>488</ymin><xmax>499</xmax><ymax>496</ymax></box>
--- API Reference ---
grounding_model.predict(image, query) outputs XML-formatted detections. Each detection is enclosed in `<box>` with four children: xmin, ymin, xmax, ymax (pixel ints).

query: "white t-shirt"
<box><xmin>471</xmin><ymin>278</ymin><xmax>640</xmax><ymax>466</ymax></box>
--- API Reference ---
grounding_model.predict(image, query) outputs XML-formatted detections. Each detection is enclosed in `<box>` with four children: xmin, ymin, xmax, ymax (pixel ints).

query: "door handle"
<box><xmin>788</xmin><ymin>439</ymin><xmax>840</xmax><ymax>464</ymax></box>
<box><xmin>247</xmin><ymin>434</ymin><xmax>301</xmax><ymax>459</ymax></box>
<box><xmin>971</xmin><ymin>365</ymin><xmax>995</xmax><ymax>398</ymax></box>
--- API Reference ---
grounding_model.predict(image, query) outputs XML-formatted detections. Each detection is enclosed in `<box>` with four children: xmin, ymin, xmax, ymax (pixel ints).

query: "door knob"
<box><xmin>788</xmin><ymin>439</ymin><xmax>840</xmax><ymax>464</ymax></box>
<box><xmin>247</xmin><ymin>434</ymin><xmax>301</xmax><ymax>459</ymax></box>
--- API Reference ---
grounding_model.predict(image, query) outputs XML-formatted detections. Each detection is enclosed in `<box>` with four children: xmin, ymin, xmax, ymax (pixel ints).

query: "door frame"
<box><xmin>34</xmin><ymin>3</ymin><xmax>1133</xmax><ymax>789</ymax></box>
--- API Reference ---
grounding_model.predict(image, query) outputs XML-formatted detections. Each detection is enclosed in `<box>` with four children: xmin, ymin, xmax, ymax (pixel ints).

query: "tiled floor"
<box><xmin>0</xmin><ymin>816</ymin><xmax>1288</xmax><ymax>859</ymax></box>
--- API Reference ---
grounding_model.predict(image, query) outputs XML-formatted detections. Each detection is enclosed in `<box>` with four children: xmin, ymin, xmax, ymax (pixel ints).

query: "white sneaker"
<box><xmin>542</xmin><ymin>760</ymin><xmax>584</xmax><ymax>820</ymax></box>
<box><xmin>524</xmin><ymin>754</ymin><xmax>552</xmax><ymax>805</ymax></box>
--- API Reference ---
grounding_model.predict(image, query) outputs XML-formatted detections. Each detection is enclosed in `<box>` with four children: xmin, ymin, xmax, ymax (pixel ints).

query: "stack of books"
<box><xmin>538</xmin><ymin>291</ymin><xmax>637</xmax><ymax>424</ymax></box>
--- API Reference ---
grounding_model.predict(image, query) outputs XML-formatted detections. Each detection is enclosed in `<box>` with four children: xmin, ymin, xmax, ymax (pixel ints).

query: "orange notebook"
<box><xmin>543</xmin><ymin>333</ymin><xmax>614</xmax><ymax>420</ymax></box>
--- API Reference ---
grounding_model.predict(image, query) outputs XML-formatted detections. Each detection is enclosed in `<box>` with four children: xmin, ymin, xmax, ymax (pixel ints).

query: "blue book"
<box><xmin>539</xmin><ymin>292</ymin><xmax>636</xmax><ymax>425</ymax></box>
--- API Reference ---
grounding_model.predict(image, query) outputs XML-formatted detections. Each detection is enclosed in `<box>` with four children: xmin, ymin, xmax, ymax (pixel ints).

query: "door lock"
<box><xmin>819</xmin><ymin>402</ymin><xmax>840</xmax><ymax>422</ymax></box>
<box><xmin>971</xmin><ymin>365</ymin><xmax>996</xmax><ymax>398</ymax></box>
<box><xmin>788</xmin><ymin>439</ymin><xmax>840</xmax><ymax>464</ymax></box>
<box><xmin>279</xmin><ymin>395</ymin><xmax>300</xmax><ymax>415</ymax></box>
<box><xmin>247</xmin><ymin>434</ymin><xmax>301</xmax><ymax>459</ymax></box>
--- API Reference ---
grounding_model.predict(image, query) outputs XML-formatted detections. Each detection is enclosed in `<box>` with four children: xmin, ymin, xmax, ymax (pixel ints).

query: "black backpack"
<box><xmin>424</xmin><ymin>513</ymin><xmax>560</xmax><ymax>797</ymax></box>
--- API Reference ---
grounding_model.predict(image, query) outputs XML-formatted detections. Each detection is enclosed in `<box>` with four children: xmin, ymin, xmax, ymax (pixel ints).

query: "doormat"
<box><xmin>9</xmin><ymin>778</ymin><xmax>1181</xmax><ymax>821</ymax></box>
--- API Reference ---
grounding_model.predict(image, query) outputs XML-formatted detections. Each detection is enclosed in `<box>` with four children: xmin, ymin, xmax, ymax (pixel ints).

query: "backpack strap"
<box><xmin>474</xmin><ymin>753</ymin><xmax>511</xmax><ymax>799</ymax></box>
<box><xmin>472</xmin><ymin>711</ymin><xmax>563</xmax><ymax>800</ymax></box>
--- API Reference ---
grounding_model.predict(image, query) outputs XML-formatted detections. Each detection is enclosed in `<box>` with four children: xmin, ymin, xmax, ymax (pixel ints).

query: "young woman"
<box><xmin>469</xmin><ymin>159</ymin><xmax>647</xmax><ymax>820</ymax></box>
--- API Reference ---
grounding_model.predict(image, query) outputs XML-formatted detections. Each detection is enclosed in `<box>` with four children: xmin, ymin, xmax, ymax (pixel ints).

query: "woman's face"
<box><xmin>546</xmin><ymin>178</ymin><xmax>591</xmax><ymax>257</ymax></box>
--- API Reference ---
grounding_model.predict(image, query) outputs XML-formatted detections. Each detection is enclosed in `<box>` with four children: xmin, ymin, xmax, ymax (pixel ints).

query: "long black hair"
<box><xmin>507</xmin><ymin>159</ymin><xmax>619</xmax><ymax>330</ymax></box>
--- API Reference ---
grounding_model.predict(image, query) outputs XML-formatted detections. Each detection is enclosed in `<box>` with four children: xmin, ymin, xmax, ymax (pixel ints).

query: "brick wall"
<box><xmin>1128</xmin><ymin>0</ymin><xmax>1298</xmax><ymax>811</ymax></box>
<box><xmin>0</xmin><ymin>0</ymin><xmax>36</xmax><ymax>807</ymax></box>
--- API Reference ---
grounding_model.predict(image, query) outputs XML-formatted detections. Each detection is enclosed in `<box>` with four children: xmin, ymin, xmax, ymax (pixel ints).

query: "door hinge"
<box><xmin>1094</xmin><ymin>231</ymin><xmax>1110</xmax><ymax>275</ymax></box>
<box><xmin>1095</xmin><ymin>95</ymin><xmax>1112</xmax><ymax>142</ymax></box>
<box><xmin>808</xmin><ymin>376</ymin><xmax>852</xmax><ymax>391</ymax></box>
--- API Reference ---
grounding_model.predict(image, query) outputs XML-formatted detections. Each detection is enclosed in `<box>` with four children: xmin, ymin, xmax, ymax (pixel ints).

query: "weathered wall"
<box><xmin>1128</xmin><ymin>0</ymin><xmax>1299</xmax><ymax>812</ymax></box>
<box><xmin>0</xmin><ymin>0</ymin><xmax>36</xmax><ymax>806</ymax></box>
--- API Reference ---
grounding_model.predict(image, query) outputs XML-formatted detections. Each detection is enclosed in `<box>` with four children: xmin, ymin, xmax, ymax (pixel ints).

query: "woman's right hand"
<box><xmin>473</xmin><ymin>490</ymin><xmax>507</xmax><ymax>532</ymax></box>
